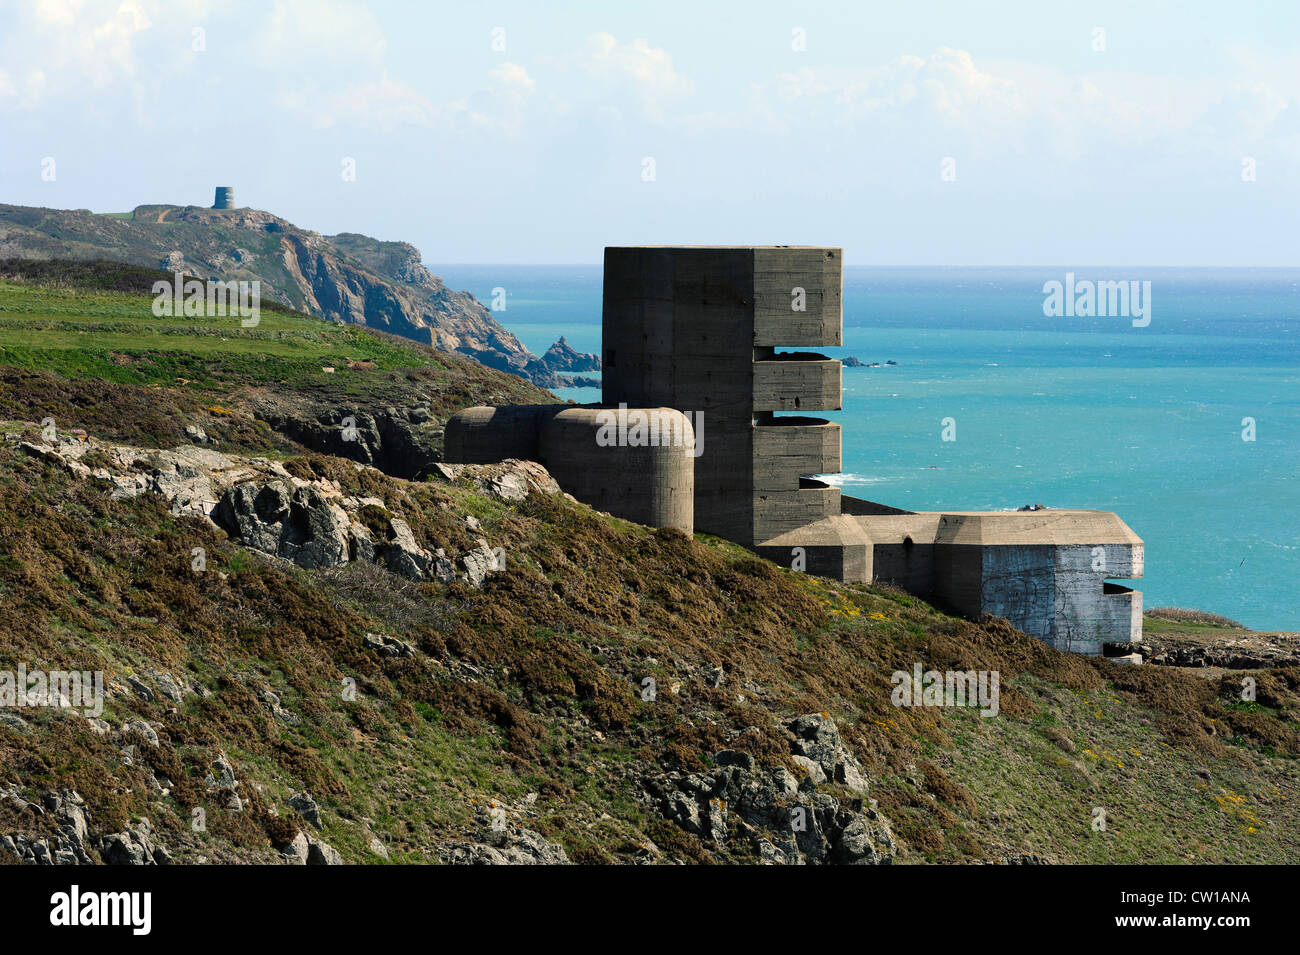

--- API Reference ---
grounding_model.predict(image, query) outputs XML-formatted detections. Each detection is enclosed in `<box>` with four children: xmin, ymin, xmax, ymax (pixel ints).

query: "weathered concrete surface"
<box><xmin>850</xmin><ymin>505</ymin><xmax>1144</xmax><ymax>651</ymax></box>
<box><xmin>755</xmin><ymin>515</ymin><xmax>873</xmax><ymax>583</ymax></box>
<box><xmin>603</xmin><ymin>246</ymin><xmax>844</xmax><ymax>546</ymax></box>
<box><xmin>444</xmin><ymin>245</ymin><xmax>1145</xmax><ymax>655</ymax></box>
<box><xmin>752</xmin><ymin>247</ymin><xmax>843</xmax><ymax>347</ymax></box>
<box><xmin>539</xmin><ymin>407</ymin><xmax>694</xmax><ymax>535</ymax></box>
<box><xmin>753</xmin><ymin>354</ymin><xmax>841</xmax><ymax>412</ymax></box>
<box><xmin>443</xmin><ymin>404</ymin><xmax>554</xmax><ymax>464</ymax></box>
<box><xmin>444</xmin><ymin>404</ymin><xmax>695</xmax><ymax>534</ymax></box>
<box><xmin>752</xmin><ymin>416</ymin><xmax>841</xmax><ymax>542</ymax></box>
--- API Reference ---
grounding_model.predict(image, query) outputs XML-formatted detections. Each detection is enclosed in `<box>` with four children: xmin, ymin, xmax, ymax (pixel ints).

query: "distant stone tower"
<box><xmin>212</xmin><ymin>186</ymin><xmax>235</xmax><ymax>210</ymax></box>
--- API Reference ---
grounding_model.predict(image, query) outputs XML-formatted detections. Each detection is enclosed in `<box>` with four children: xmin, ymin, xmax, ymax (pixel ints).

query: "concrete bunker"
<box><xmin>444</xmin><ymin>246</ymin><xmax>1144</xmax><ymax>655</ymax></box>
<box><xmin>445</xmin><ymin>403</ymin><xmax>694</xmax><ymax>535</ymax></box>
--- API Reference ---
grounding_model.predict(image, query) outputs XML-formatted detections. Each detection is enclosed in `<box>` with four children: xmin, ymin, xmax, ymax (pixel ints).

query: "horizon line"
<box><xmin>425</xmin><ymin>262</ymin><xmax>1300</xmax><ymax>269</ymax></box>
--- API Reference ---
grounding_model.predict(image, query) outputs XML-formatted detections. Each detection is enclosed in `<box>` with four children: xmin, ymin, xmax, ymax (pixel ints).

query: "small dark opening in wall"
<box><xmin>903</xmin><ymin>536</ymin><xmax>914</xmax><ymax>549</ymax></box>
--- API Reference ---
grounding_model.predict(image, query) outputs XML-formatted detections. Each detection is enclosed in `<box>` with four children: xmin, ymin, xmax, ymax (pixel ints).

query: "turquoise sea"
<box><xmin>431</xmin><ymin>265</ymin><xmax>1299</xmax><ymax>631</ymax></box>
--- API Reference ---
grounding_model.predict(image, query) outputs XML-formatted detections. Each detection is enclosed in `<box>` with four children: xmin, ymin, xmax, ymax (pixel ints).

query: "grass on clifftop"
<box><xmin>0</xmin><ymin>263</ymin><xmax>1298</xmax><ymax>865</ymax></box>
<box><xmin>0</xmin><ymin>261</ymin><xmax>554</xmax><ymax>456</ymax></box>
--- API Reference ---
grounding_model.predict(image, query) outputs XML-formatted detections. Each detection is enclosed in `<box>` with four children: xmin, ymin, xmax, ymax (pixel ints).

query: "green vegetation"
<box><xmin>0</xmin><ymin>262</ymin><xmax>553</xmax><ymax>458</ymax></box>
<box><xmin>0</xmin><ymin>275</ymin><xmax>449</xmax><ymax>389</ymax></box>
<box><xmin>0</xmin><ymin>263</ymin><xmax>1297</xmax><ymax>864</ymax></box>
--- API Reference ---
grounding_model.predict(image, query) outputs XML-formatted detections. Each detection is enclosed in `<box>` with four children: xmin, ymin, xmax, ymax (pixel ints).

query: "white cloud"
<box><xmin>251</xmin><ymin>0</ymin><xmax>435</xmax><ymax>132</ymax></box>
<box><xmin>6</xmin><ymin>0</ymin><xmax>153</xmax><ymax>98</ymax></box>
<box><xmin>0</xmin><ymin>0</ymin><xmax>224</xmax><ymax>110</ymax></box>
<box><xmin>254</xmin><ymin>0</ymin><xmax>386</xmax><ymax>66</ymax></box>
<box><xmin>580</xmin><ymin>33</ymin><xmax>690</xmax><ymax>120</ymax></box>
<box><xmin>704</xmin><ymin>46</ymin><xmax>1300</xmax><ymax>168</ymax></box>
<box><xmin>450</xmin><ymin>62</ymin><xmax>538</xmax><ymax>137</ymax></box>
<box><xmin>489</xmin><ymin>62</ymin><xmax>536</xmax><ymax>100</ymax></box>
<box><xmin>301</xmin><ymin>72</ymin><xmax>437</xmax><ymax>132</ymax></box>
<box><xmin>286</xmin><ymin>61</ymin><xmax>540</xmax><ymax>136</ymax></box>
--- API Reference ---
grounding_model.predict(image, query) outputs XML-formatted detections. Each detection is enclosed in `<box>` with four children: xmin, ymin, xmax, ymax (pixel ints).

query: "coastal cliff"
<box><xmin>0</xmin><ymin>202</ymin><xmax>596</xmax><ymax>388</ymax></box>
<box><xmin>0</xmin><ymin>262</ymin><xmax>1297</xmax><ymax>866</ymax></box>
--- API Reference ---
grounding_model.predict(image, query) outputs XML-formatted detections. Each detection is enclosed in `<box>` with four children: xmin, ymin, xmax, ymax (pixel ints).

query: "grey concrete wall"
<box><xmin>961</xmin><ymin>543</ymin><xmax>1142</xmax><ymax>652</ymax></box>
<box><xmin>753</xmin><ymin>542</ymin><xmax>870</xmax><ymax>582</ymax></box>
<box><xmin>752</xmin><ymin>514</ymin><xmax>872</xmax><ymax>583</ymax></box>
<box><xmin>753</xmin><ymin>248</ymin><xmax>842</xmax><ymax>347</ymax></box>
<box><xmin>753</xmin><ymin>356</ymin><xmax>841</xmax><ymax>412</ymax></box>
<box><xmin>538</xmin><ymin>407</ymin><xmax>694</xmax><ymax>534</ymax></box>
<box><xmin>444</xmin><ymin>403</ymin><xmax>694</xmax><ymax>534</ymax></box>
<box><xmin>604</xmin><ymin>246</ymin><xmax>844</xmax><ymax>546</ymax></box>
<box><xmin>443</xmin><ymin>404</ymin><xmax>552</xmax><ymax>463</ymax></box>
<box><xmin>1037</xmin><ymin>545</ymin><xmax>1142</xmax><ymax>652</ymax></box>
<box><xmin>871</xmin><ymin>542</ymin><xmax>937</xmax><ymax>596</ymax></box>
<box><xmin>753</xmin><ymin>416</ymin><xmax>841</xmax><ymax>541</ymax></box>
<box><xmin>603</xmin><ymin>248</ymin><xmax>756</xmax><ymax>542</ymax></box>
<box><xmin>932</xmin><ymin>543</ymin><xmax>987</xmax><ymax>617</ymax></box>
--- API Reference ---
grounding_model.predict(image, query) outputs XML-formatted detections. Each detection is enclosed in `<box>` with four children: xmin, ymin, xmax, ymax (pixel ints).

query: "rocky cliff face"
<box><xmin>539</xmin><ymin>336</ymin><xmax>601</xmax><ymax>373</ymax></box>
<box><xmin>0</xmin><ymin>202</ymin><xmax>566</xmax><ymax>386</ymax></box>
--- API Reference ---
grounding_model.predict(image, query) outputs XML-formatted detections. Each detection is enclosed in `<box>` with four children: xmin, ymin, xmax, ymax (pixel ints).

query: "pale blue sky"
<box><xmin>1</xmin><ymin>0</ymin><xmax>1296</xmax><ymax>264</ymax></box>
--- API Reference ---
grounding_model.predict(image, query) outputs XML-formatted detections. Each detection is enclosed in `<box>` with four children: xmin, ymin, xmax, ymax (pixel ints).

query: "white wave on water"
<box><xmin>813</xmin><ymin>473</ymin><xmax>890</xmax><ymax>487</ymax></box>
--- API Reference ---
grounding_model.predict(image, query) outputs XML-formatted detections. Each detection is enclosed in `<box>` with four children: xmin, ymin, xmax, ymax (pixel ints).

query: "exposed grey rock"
<box><xmin>651</xmin><ymin>739</ymin><xmax>894</xmax><ymax>865</ymax></box>
<box><xmin>281</xmin><ymin>486</ymin><xmax>351</xmax><ymax>569</ymax></box>
<box><xmin>783</xmin><ymin>713</ymin><xmax>869</xmax><ymax>794</ymax></box>
<box><xmin>383</xmin><ymin>517</ymin><xmax>430</xmax><ymax>581</ymax></box>
<box><xmin>280</xmin><ymin>830</ymin><xmax>310</xmax><ymax>865</ymax></box>
<box><xmin>289</xmin><ymin>792</ymin><xmax>322</xmax><ymax>830</ymax></box>
<box><xmin>26</xmin><ymin>433</ymin><xmax>512</xmax><ymax>590</ymax></box>
<box><xmin>432</xmin><ymin>548</ymin><xmax>457</xmax><ymax>584</ymax></box>
<box><xmin>218</xmin><ymin>481</ymin><xmax>289</xmax><ymax>554</ymax></box>
<box><xmin>348</xmin><ymin>522</ymin><xmax>375</xmax><ymax>562</ymax></box>
<box><xmin>205</xmin><ymin>753</ymin><xmax>239</xmax><ymax>789</ymax></box>
<box><xmin>217</xmin><ymin>481</ymin><xmax>351</xmax><ymax>570</ymax></box>
<box><xmin>259</xmin><ymin>687</ymin><xmax>300</xmax><ymax>725</ymax></box>
<box><xmin>791</xmin><ymin>755</ymin><xmax>827</xmax><ymax>786</ymax></box>
<box><xmin>439</xmin><ymin>828</ymin><xmax>570</xmax><ymax>865</ymax></box>
<box><xmin>1</xmin><ymin>789</ymin><xmax>94</xmax><ymax>865</ymax></box>
<box><xmin>539</xmin><ymin>336</ymin><xmax>601</xmax><ymax>373</ymax></box>
<box><xmin>100</xmin><ymin>818</ymin><xmax>169</xmax><ymax>865</ymax></box>
<box><xmin>839</xmin><ymin>761</ymin><xmax>869</xmax><ymax>794</ymax></box>
<box><xmin>121</xmin><ymin>719</ymin><xmax>159</xmax><ymax>748</ymax></box>
<box><xmin>126</xmin><ymin>676</ymin><xmax>155</xmax><ymax>703</ymax></box>
<box><xmin>437</xmin><ymin>459</ymin><xmax>561</xmax><ymax>501</ymax></box>
<box><xmin>363</xmin><ymin>632</ymin><xmax>414</xmax><ymax>659</ymax></box>
<box><xmin>483</xmin><ymin>471</ymin><xmax>528</xmax><ymax>501</ymax></box>
<box><xmin>771</xmin><ymin>766</ymin><xmax>800</xmax><ymax>795</ymax></box>
<box><xmin>305</xmin><ymin>834</ymin><xmax>344</xmax><ymax>865</ymax></box>
<box><xmin>461</xmin><ymin>541</ymin><xmax>498</xmax><ymax>587</ymax></box>
<box><xmin>148</xmin><ymin>670</ymin><xmax>186</xmax><ymax>704</ymax></box>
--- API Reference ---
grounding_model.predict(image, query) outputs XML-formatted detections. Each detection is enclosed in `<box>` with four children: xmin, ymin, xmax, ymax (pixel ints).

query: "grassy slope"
<box><xmin>0</xmin><ymin>264</ymin><xmax>553</xmax><ymax>456</ymax></box>
<box><xmin>0</xmin><ymin>269</ymin><xmax>1297</xmax><ymax>865</ymax></box>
